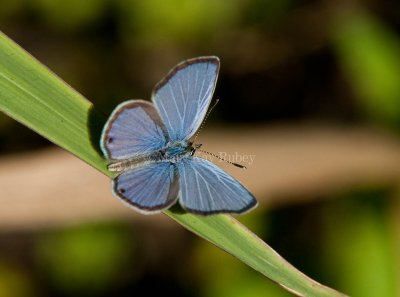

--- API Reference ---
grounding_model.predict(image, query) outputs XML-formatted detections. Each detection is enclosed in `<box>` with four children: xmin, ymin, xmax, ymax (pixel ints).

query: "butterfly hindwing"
<box><xmin>101</xmin><ymin>100</ymin><xmax>168</xmax><ymax>160</ymax></box>
<box><xmin>152</xmin><ymin>56</ymin><xmax>220</xmax><ymax>141</ymax></box>
<box><xmin>177</xmin><ymin>157</ymin><xmax>257</xmax><ymax>214</ymax></box>
<box><xmin>113</xmin><ymin>162</ymin><xmax>179</xmax><ymax>214</ymax></box>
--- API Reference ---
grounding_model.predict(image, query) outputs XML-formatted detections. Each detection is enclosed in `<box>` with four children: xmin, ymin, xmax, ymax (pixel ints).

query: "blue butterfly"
<box><xmin>101</xmin><ymin>56</ymin><xmax>257</xmax><ymax>215</ymax></box>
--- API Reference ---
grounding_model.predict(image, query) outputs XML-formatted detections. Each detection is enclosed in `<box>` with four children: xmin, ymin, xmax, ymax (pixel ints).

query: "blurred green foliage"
<box><xmin>322</xmin><ymin>189</ymin><xmax>398</xmax><ymax>297</ymax></box>
<box><xmin>243</xmin><ymin>0</ymin><xmax>293</xmax><ymax>27</ymax></box>
<box><xmin>35</xmin><ymin>222</ymin><xmax>134</xmax><ymax>296</ymax></box>
<box><xmin>334</xmin><ymin>11</ymin><xmax>400</xmax><ymax>128</ymax></box>
<box><xmin>0</xmin><ymin>262</ymin><xmax>35</xmax><ymax>297</ymax></box>
<box><xmin>32</xmin><ymin>0</ymin><xmax>107</xmax><ymax>31</ymax></box>
<box><xmin>117</xmin><ymin>0</ymin><xmax>242</xmax><ymax>45</ymax></box>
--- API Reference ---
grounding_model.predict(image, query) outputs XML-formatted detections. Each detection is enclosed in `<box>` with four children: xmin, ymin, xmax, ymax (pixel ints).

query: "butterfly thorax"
<box><xmin>108</xmin><ymin>140</ymin><xmax>196</xmax><ymax>173</ymax></box>
<box><xmin>164</xmin><ymin>140</ymin><xmax>189</xmax><ymax>158</ymax></box>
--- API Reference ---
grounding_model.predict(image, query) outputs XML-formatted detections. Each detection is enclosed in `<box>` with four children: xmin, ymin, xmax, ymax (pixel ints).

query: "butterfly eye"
<box><xmin>160</xmin><ymin>149</ymin><xmax>166</xmax><ymax>157</ymax></box>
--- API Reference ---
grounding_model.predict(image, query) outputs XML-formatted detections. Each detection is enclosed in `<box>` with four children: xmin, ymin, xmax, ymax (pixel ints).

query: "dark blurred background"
<box><xmin>0</xmin><ymin>0</ymin><xmax>400</xmax><ymax>296</ymax></box>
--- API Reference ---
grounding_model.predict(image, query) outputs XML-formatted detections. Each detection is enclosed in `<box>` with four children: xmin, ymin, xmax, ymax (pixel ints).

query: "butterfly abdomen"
<box><xmin>107</xmin><ymin>151</ymin><xmax>165</xmax><ymax>172</ymax></box>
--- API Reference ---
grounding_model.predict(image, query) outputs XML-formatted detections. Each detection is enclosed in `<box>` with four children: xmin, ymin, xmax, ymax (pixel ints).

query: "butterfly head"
<box><xmin>190</xmin><ymin>143</ymin><xmax>202</xmax><ymax>156</ymax></box>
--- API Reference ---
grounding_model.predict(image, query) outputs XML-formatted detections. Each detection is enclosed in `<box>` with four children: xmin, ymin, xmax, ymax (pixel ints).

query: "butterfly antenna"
<box><xmin>197</xmin><ymin>149</ymin><xmax>247</xmax><ymax>169</ymax></box>
<box><xmin>193</xmin><ymin>99</ymin><xmax>219</xmax><ymax>142</ymax></box>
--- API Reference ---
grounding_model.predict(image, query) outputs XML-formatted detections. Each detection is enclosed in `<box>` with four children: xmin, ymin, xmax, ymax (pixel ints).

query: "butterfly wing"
<box><xmin>113</xmin><ymin>161</ymin><xmax>179</xmax><ymax>214</ymax></box>
<box><xmin>177</xmin><ymin>157</ymin><xmax>257</xmax><ymax>214</ymax></box>
<box><xmin>101</xmin><ymin>100</ymin><xmax>168</xmax><ymax>160</ymax></box>
<box><xmin>152</xmin><ymin>56</ymin><xmax>220</xmax><ymax>141</ymax></box>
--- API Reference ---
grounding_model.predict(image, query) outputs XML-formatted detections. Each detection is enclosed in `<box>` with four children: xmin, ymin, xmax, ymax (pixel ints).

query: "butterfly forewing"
<box><xmin>177</xmin><ymin>157</ymin><xmax>257</xmax><ymax>214</ymax></box>
<box><xmin>114</xmin><ymin>161</ymin><xmax>179</xmax><ymax>213</ymax></box>
<box><xmin>101</xmin><ymin>100</ymin><xmax>168</xmax><ymax>160</ymax></box>
<box><xmin>152</xmin><ymin>57</ymin><xmax>219</xmax><ymax>142</ymax></box>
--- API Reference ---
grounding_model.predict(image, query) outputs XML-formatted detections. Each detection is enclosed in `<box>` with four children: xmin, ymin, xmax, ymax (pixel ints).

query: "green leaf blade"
<box><xmin>167</xmin><ymin>212</ymin><xmax>345</xmax><ymax>297</ymax></box>
<box><xmin>0</xmin><ymin>31</ymin><xmax>106</xmax><ymax>172</ymax></box>
<box><xmin>0</xmin><ymin>30</ymin><xmax>346</xmax><ymax>297</ymax></box>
